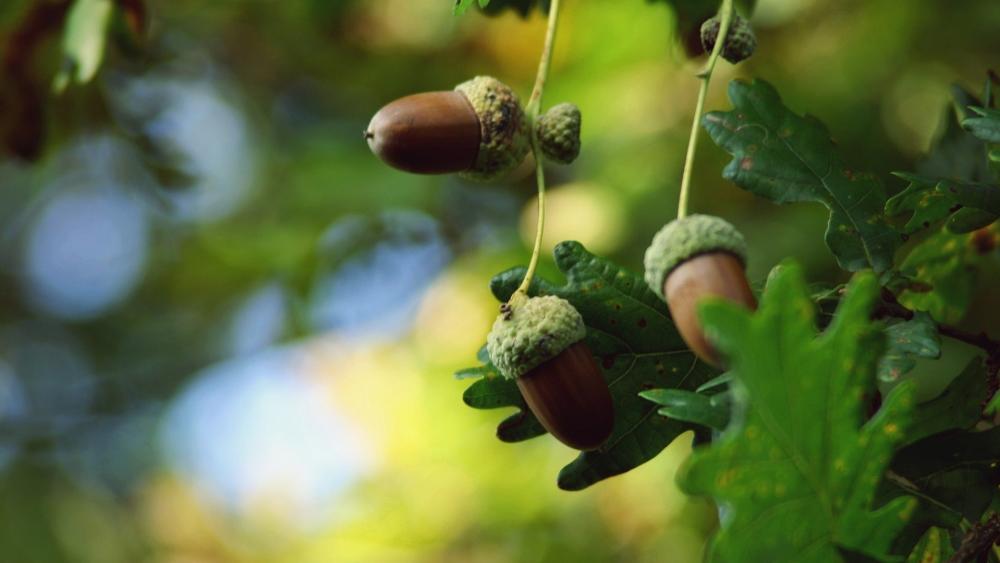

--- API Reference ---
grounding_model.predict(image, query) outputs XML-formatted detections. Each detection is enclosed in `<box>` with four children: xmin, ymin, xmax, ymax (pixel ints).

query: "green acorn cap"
<box><xmin>643</xmin><ymin>214</ymin><xmax>748</xmax><ymax>300</ymax></box>
<box><xmin>536</xmin><ymin>102</ymin><xmax>581</xmax><ymax>164</ymax></box>
<box><xmin>486</xmin><ymin>294</ymin><xmax>587</xmax><ymax>380</ymax></box>
<box><xmin>700</xmin><ymin>14</ymin><xmax>757</xmax><ymax>64</ymax></box>
<box><xmin>455</xmin><ymin>76</ymin><xmax>531</xmax><ymax>181</ymax></box>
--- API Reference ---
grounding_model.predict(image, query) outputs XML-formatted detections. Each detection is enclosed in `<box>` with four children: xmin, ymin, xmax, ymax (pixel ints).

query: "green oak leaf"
<box><xmin>885</xmin><ymin>173</ymin><xmax>999</xmax><ymax>235</ymax></box>
<box><xmin>459</xmin><ymin>241</ymin><xmax>717</xmax><ymax>490</ymax></box>
<box><xmin>919</xmin><ymin>85</ymin><xmax>995</xmax><ymax>185</ymax></box>
<box><xmin>885</xmin><ymin>173</ymin><xmax>962</xmax><ymax>234</ymax></box>
<box><xmin>678</xmin><ymin>262</ymin><xmax>918</xmax><ymax>562</ymax></box>
<box><xmin>905</xmin><ymin>528</ymin><xmax>954</xmax><ymax>563</ymax></box>
<box><xmin>877</xmin><ymin>312</ymin><xmax>941</xmax><ymax>387</ymax></box>
<box><xmin>901</xmin><ymin>358</ymin><xmax>986</xmax><ymax>446</ymax></box>
<box><xmin>963</xmin><ymin>106</ymin><xmax>1000</xmax><ymax>144</ymax></box>
<box><xmin>890</xmin><ymin>426</ymin><xmax>1000</xmax><ymax>523</ymax></box>
<box><xmin>53</xmin><ymin>0</ymin><xmax>114</xmax><ymax>93</ymax></box>
<box><xmin>639</xmin><ymin>388</ymin><xmax>730</xmax><ymax>431</ymax></box>
<box><xmin>703</xmin><ymin>79</ymin><xmax>900</xmax><ymax>272</ymax></box>
<box><xmin>896</xmin><ymin>227</ymin><xmax>991</xmax><ymax>324</ymax></box>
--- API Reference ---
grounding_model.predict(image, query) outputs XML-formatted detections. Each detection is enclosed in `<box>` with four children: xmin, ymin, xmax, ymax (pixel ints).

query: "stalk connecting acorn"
<box><xmin>366</xmin><ymin>76</ymin><xmax>581</xmax><ymax>181</ymax></box>
<box><xmin>644</xmin><ymin>214</ymin><xmax>756</xmax><ymax>367</ymax></box>
<box><xmin>486</xmin><ymin>294</ymin><xmax>614</xmax><ymax>451</ymax></box>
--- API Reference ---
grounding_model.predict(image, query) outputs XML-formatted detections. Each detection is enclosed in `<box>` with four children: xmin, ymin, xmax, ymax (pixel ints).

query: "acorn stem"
<box><xmin>676</xmin><ymin>0</ymin><xmax>733</xmax><ymax>220</ymax></box>
<box><xmin>525</xmin><ymin>0</ymin><xmax>561</xmax><ymax>119</ymax></box>
<box><xmin>515</xmin><ymin>0</ymin><xmax>562</xmax><ymax>299</ymax></box>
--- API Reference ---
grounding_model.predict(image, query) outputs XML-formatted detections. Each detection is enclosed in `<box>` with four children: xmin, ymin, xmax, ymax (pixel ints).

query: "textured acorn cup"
<box><xmin>366</xmin><ymin>76</ymin><xmax>531</xmax><ymax>180</ymax></box>
<box><xmin>700</xmin><ymin>13</ymin><xmax>757</xmax><ymax>64</ymax></box>
<box><xmin>644</xmin><ymin>215</ymin><xmax>756</xmax><ymax>367</ymax></box>
<box><xmin>535</xmin><ymin>102</ymin><xmax>581</xmax><ymax>164</ymax></box>
<box><xmin>486</xmin><ymin>295</ymin><xmax>614</xmax><ymax>450</ymax></box>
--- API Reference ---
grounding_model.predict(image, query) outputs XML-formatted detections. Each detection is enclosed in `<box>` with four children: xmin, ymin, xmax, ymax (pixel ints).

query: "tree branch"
<box><xmin>947</xmin><ymin>512</ymin><xmax>1000</xmax><ymax>563</ymax></box>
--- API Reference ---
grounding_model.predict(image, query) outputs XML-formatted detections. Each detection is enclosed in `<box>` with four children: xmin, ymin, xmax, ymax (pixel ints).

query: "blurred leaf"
<box><xmin>886</xmin><ymin>173</ymin><xmax>963</xmax><ymax>234</ymax></box>
<box><xmin>696</xmin><ymin>371</ymin><xmax>733</xmax><ymax>393</ymax></box>
<box><xmin>905</xmin><ymin>527</ymin><xmax>954</xmax><ymax>562</ymax></box>
<box><xmin>639</xmin><ymin>388</ymin><xmax>729</xmax><ymax>431</ymax></box>
<box><xmin>890</xmin><ymin>427</ymin><xmax>1000</xmax><ymax>523</ymax></box>
<box><xmin>53</xmin><ymin>0</ymin><xmax>113</xmax><ymax>93</ymax></box>
<box><xmin>679</xmin><ymin>263</ymin><xmax>917</xmax><ymax>561</ymax></box>
<box><xmin>919</xmin><ymin>86</ymin><xmax>994</xmax><ymax>184</ymax></box>
<box><xmin>460</xmin><ymin>241</ymin><xmax>718</xmax><ymax>490</ymax></box>
<box><xmin>903</xmin><ymin>358</ymin><xmax>986</xmax><ymax>446</ymax></box>
<box><xmin>886</xmin><ymin>173</ymin><xmax>1000</xmax><ymax>235</ymax></box>
<box><xmin>703</xmin><ymin>80</ymin><xmax>900</xmax><ymax>272</ymax></box>
<box><xmin>946</xmin><ymin>207</ymin><xmax>997</xmax><ymax>234</ymax></box>
<box><xmin>455</xmin><ymin>0</ymin><xmax>550</xmax><ymax>17</ymax></box>
<box><xmin>986</xmin><ymin>389</ymin><xmax>1000</xmax><ymax>415</ymax></box>
<box><xmin>878</xmin><ymin>312</ymin><xmax>941</xmax><ymax>387</ymax></box>
<box><xmin>963</xmin><ymin>106</ymin><xmax>1000</xmax><ymax>143</ymax></box>
<box><xmin>897</xmin><ymin>228</ymin><xmax>986</xmax><ymax>324</ymax></box>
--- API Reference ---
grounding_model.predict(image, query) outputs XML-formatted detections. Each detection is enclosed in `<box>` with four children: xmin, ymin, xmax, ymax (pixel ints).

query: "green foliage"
<box><xmin>886</xmin><ymin>173</ymin><xmax>1000</xmax><ymax>235</ymax></box>
<box><xmin>901</xmin><ymin>358</ymin><xmax>986</xmax><ymax>446</ymax></box>
<box><xmin>877</xmin><ymin>312</ymin><xmax>941</xmax><ymax>387</ymax></box>
<box><xmin>678</xmin><ymin>263</ymin><xmax>918</xmax><ymax>562</ymax></box>
<box><xmin>905</xmin><ymin>528</ymin><xmax>954</xmax><ymax>563</ymax></box>
<box><xmin>891</xmin><ymin>426</ymin><xmax>1000</xmax><ymax>523</ymax></box>
<box><xmin>895</xmin><ymin>228</ymin><xmax>987</xmax><ymax>324</ymax></box>
<box><xmin>459</xmin><ymin>241</ymin><xmax>717</xmax><ymax>490</ymax></box>
<box><xmin>454</xmin><ymin>0</ymin><xmax>550</xmax><ymax>17</ymax></box>
<box><xmin>963</xmin><ymin>106</ymin><xmax>1000</xmax><ymax>143</ymax></box>
<box><xmin>53</xmin><ymin>0</ymin><xmax>113</xmax><ymax>93</ymax></box>
<box><xmin>703</xmin><ymin>79</ymin><xmax>900</xmax><ymax>272</ymax></box>
<box><xmin>639</xmin><ymin>388</ymin><xmax>730</xmax><ymax>431</ymax></box>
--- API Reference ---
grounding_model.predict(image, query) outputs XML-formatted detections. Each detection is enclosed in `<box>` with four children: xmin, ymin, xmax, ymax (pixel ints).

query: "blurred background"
<box><xmin>0</xmin><ymin>0</ymin><xmax>998</xmax><ymax>561</ymax></box>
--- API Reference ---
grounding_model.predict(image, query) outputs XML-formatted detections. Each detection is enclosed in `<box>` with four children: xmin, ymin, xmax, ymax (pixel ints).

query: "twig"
<box><xmin>947</xmin><ymin>513</ymin><xmax>1000</xmax><ymax>563</ymax></box>
<box><xmin>877</xmin><ymin>288</ymin><xmax>1000</xmax><ymax>360</ymax></box>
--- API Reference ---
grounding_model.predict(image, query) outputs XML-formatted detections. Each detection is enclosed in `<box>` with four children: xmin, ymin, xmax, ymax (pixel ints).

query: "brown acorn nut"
<box><xmin>486</xmin><ymin>294</ymin><xmax>614</xmax><ymax>450</ymax></box>
<box><xmin>643</xmin><ymin>215</ymin><xmax>756</xmax><ymax>367</ymax></box>
<box><xmin>365</xmin><ymin>76</ymin><xmax>531</xmax><ymax>181</ymax></box>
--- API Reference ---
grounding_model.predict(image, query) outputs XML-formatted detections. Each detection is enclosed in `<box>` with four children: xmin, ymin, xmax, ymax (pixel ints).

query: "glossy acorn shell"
<box><xmin>365</xmin><ymin>91</ymin><xmax>481</xmax><ymax>174</ymax></box>
<box><xmin>515</xmin><ymin>340</ymin><xmax>614</xmax><ymax>451</ymax></box>
<box><xmin>664</xmin><ymin>252</ymin><xmax>756</xmax><ymax>367</ymax></box>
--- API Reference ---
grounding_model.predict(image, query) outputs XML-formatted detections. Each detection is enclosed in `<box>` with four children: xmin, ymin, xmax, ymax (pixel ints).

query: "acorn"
<box><xmin>366</xmin><ymin>76</ymin><xmax>531</xmax><ymax>181</ymax></box>
<box><xmin>644</xmin><ymin>214</ymin><xmax>756</xmax><ymax>367</ymax></box>
<box><xmin>700</xmin><ymin>13</ymin><xmax>757</xmax><ymax>64</ymax></box>
<box><xmin>486</xmin><ymin>294</ymin><xmax>615</xmax><ymax>450</ymax></box>
<box><xmin>535</xmin><ymin>102</ymin><xmax>581</xmax><ymax>164</ymax></box>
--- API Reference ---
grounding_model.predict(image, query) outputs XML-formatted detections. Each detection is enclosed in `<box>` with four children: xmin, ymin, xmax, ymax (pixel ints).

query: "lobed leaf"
<box><xmin>896</xmin><ymin>227</ymin><xmax>993</xmax><ymax>324</ymax></box>
<box><xmin>679</xmin><ymin>262</ymin><xmax>918</xmax><ymax>562</ymax></box>
<box><xmin>703</xmin><ymin>79</ymin><xmax>900</xmax><ymax>272</ymax></box>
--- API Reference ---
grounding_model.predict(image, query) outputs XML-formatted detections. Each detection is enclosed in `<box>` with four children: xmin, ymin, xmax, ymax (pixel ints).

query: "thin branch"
<box><xmin>877</xmin><ymin>288</ymin><xmax>1000</xmax><ymax>360</ymax></box>
<box><xmin>947</xmin><ymin>512</ymin><xmax>1000</xmax><ymax>563</ymax></box>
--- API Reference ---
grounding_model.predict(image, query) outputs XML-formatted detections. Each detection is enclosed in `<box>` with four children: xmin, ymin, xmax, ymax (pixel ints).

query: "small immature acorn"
<box><xmin>486</xmin><ymin>294</ymin><xmax>614</xmax><ymax>450</ymax></box>
<box><xmin>644</xmin><ymin>214</ymin><xmax>756</xmax><ymax>367</ymax></box>
<box><xmin>366</xmin><ymin>76</ymin><xmax>531</xmax><ymax>181</ymax></box>
<box><xmin>700</xmin><ymin>13</ymin><xmax>757</xmax><ymax>64</ymax></box>
<box><xmin>535</xmin><ymin>102</ymin><xmax>581</xmax><ymax>164</ymax></box>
